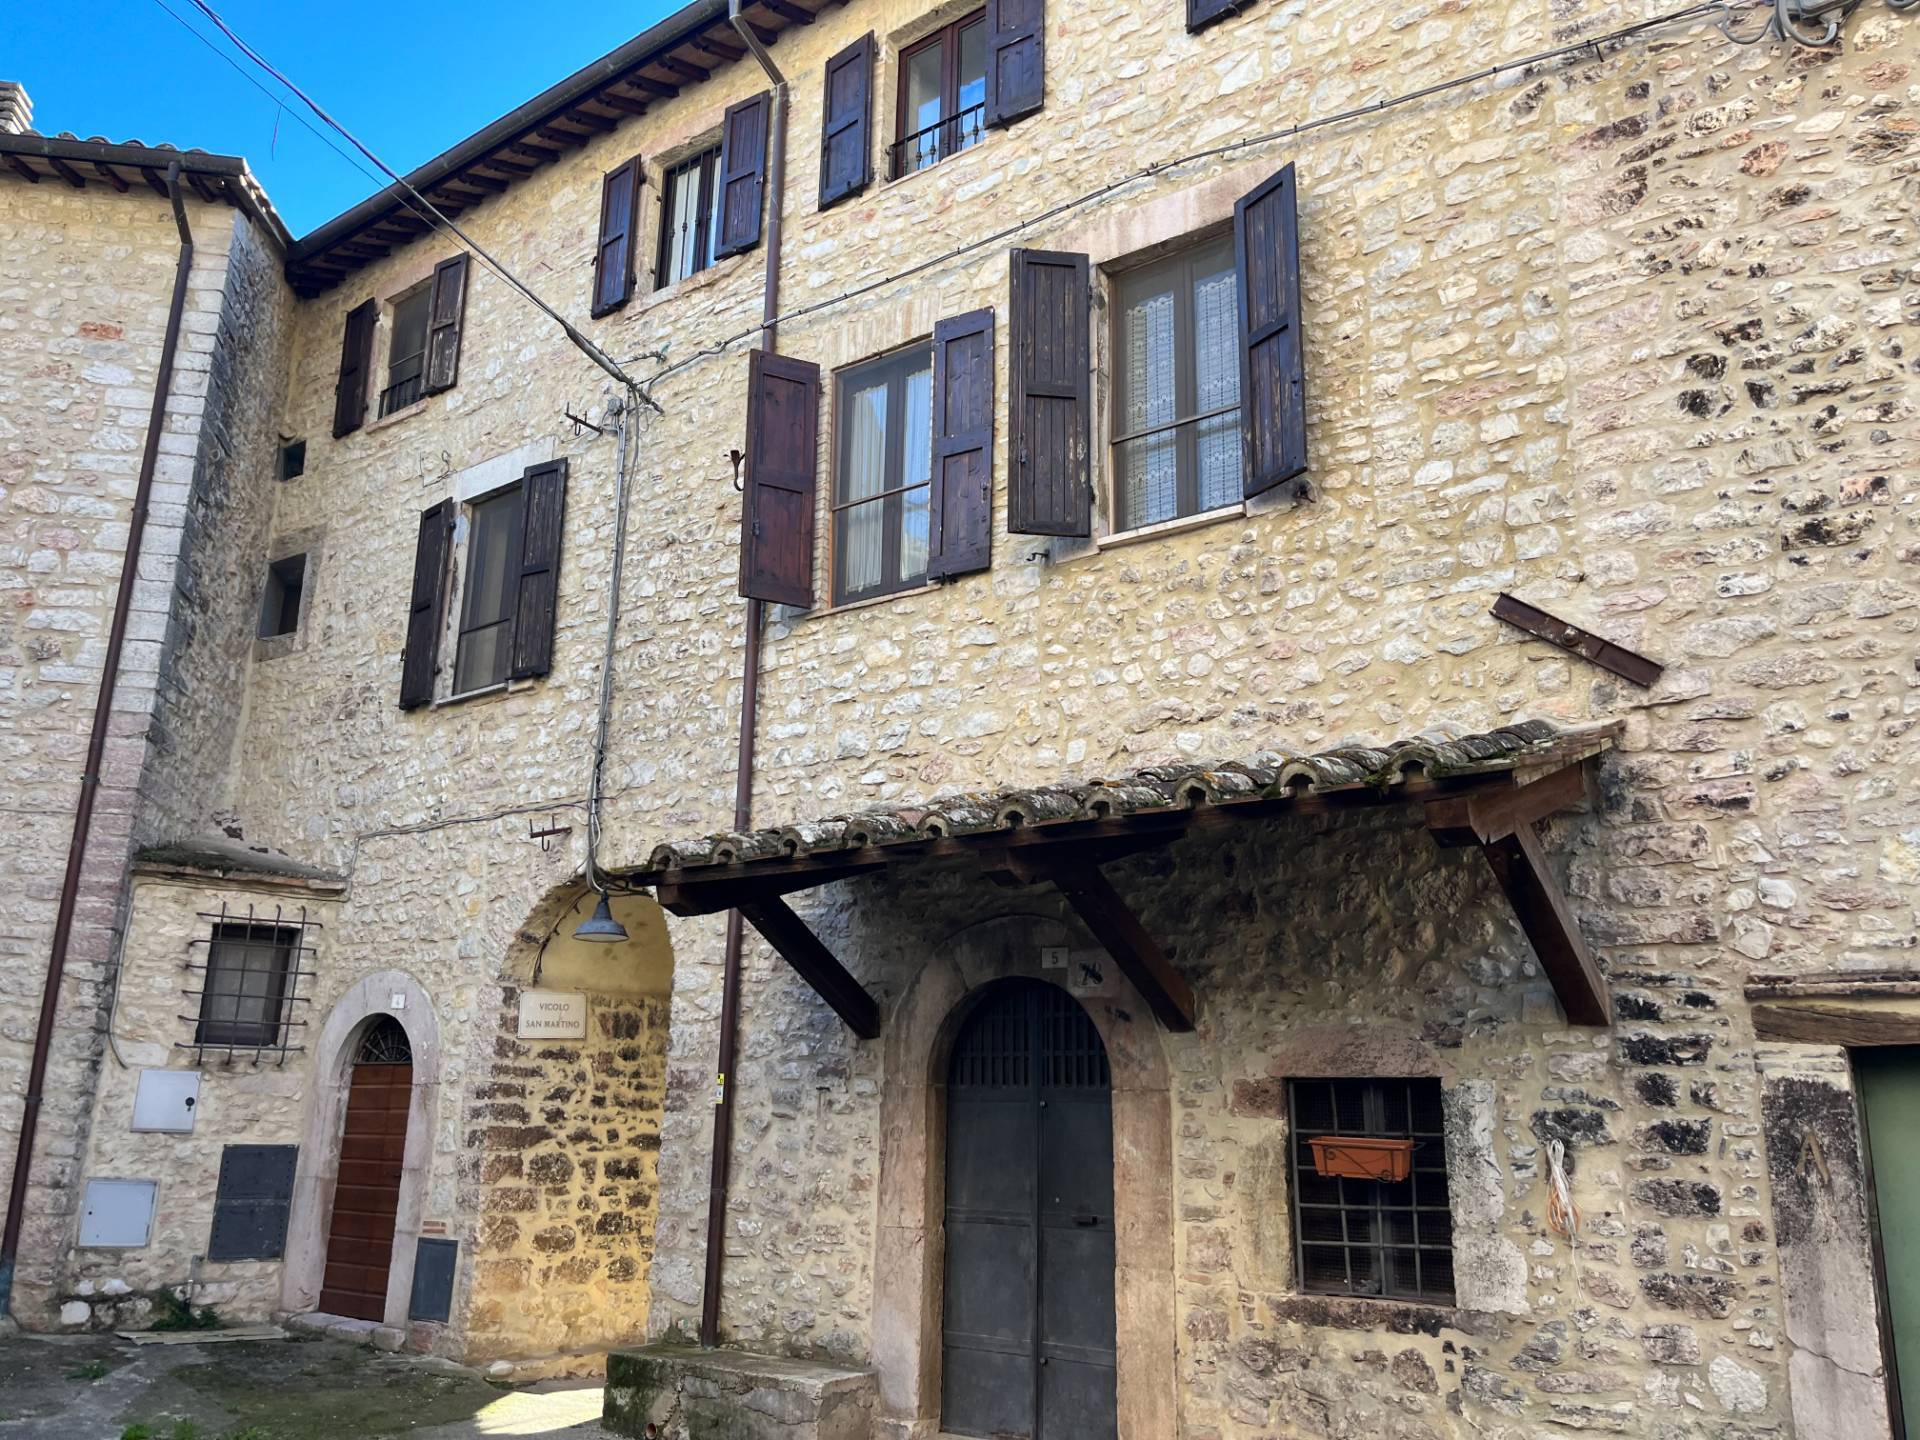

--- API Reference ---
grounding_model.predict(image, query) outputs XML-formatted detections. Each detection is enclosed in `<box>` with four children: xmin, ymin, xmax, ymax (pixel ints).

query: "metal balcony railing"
<box><xmin>889</xmin><ymin>103</ymin><xmax>986</xmax><ymax>181</ymax></box>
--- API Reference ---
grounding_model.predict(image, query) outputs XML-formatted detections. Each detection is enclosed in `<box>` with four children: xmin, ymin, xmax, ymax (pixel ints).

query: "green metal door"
<box><xmin>1856</xmin><ymin>1047</ymin><xmax>1920</xmax><ymax>1437</ymax></box>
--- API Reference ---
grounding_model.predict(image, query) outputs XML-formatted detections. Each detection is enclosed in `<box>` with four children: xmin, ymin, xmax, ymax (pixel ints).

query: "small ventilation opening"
<box><xmin>258</xmin><ymin>553</ymin><xmax>307</xmax><ymax>639</ymax></box>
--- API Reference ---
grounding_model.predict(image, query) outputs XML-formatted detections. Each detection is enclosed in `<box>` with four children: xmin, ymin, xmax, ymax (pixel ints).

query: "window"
<box><xmin>196</xmin><ymin>923</ymin><xmax>297</xmax><ymax>1049</ymax></box>
<box><xmin>893</xmin><ymin>11</ymin><xmax>986</xmax><ymax>178</ymax></box>
<box><xmin>279</xmin><ymin>438</ymin><xmax>306</xmax><ymax>481</ymax></box>
<box><xmin>380</xmin><ymin>285</ymin><xmax>431</xmax><ymax>417</ymax></box>
<box><xmin>453</xmin><ymin>485</ymin><xmax>523</xmax><ymax>694</ymax></box>
<box><xmin>1110</xmin><ymin>234</ymin><xmax>1242</xmax><ymax>533</ymax></box>
<box><xmin>257</xmin><ymin>554</ymin><xmax>306</xmax><ymax>639</ymax></box>
<box><xmin>1288</xmin><ymin>1078</ymin><xmax>1454</xmax><ymax>1305</ymax></box>
<box><xmin>834</xmin><ymin>345</ymin><xmax>933</xmax><ymax>604</ymax></box>
<box><xmin>656</xmin><ymin>146</ymin><xmax>721</xmax><ymax>289</ymax></box>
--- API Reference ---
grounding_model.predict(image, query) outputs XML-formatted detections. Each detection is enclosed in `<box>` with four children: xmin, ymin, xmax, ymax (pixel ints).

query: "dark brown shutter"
<box><xmin>1235</xmin><ymin>161</ymin><xmax>1308</xmax><ymax>498</ymax></box>
<box><xmin>592</xmin><ymin>158</ymin><xmax>643</xmax><ymax>316</ymax></box>
<box><xmin>739</xmin><ymin>349</ymin><xmax>820</xmax><ymax>607</ymax></box>
<box><xmin>1187</xmin><ymin>0</ymin><xmax>1243</xmax><ymax>30</ymax></box>
<box><xmin>423</xmin><ymin>254</ymin><xmax>469</xmax><ymax>396</ymax></box>
<box><xmin>399</xmin><ymin>500</ymin><xmax>454</xmax><ymax>710</ymax></box>
<box><xmin>1006</xmin><ymin>249</ymin><xmax>1089</xmax><ymax>537</ymax></box>
<box><xmin>510</xmin><ymin>459</ymin><xmax>568</xmax><ymax>680</ymax></box>
<box><xmin>332</xmin><ymin>299</ymin><xmax>376</xmax><ymax>439</ymax></box>
<box><xmin>818</xmin><ymin>34</ymin><xmax>874</xmax><ymax>210</ymax></box>
<box><xmin>928</xmin><ymin>307</ymin><xmax>995</xmax><ymax>580</ymax></box>
<box><xmin>984</xmin><ymin>0</ymin><xmax>1045</xmax><ymax>129</ymax></box>
<box><xmin>715</xmin><ymin>91</ymin><xmax>771</xmax><ymax>259</ymax></box>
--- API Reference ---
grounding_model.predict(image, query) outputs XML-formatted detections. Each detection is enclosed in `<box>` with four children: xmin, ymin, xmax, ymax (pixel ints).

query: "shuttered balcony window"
<box><xmin>656</xmin><ymin>146</ymin><xmax>721</xmax><ymax>289</ymax></box>
<box><xmin>834</xmin><ymin>345</ymin><xmax>933</xmax><ymax>604</ymax></box>
<box><xmin>1111</xmin><ymin>235</ymin><xmax>1242</xmax><ymax>532</ymax></box>
<box><xmin>380</xmin><ymin>285</ymin><xmax>432</xmax><ymax>417</ymax></box>
<box><xmin>453</xmin><ymin>485</ymin><xmax>524</xmax><ymax>695</ymax></box>
<box><xmin>892</xmin><ymin>12</ymin><xmax>986</xmax><ymax>179</ymax></box>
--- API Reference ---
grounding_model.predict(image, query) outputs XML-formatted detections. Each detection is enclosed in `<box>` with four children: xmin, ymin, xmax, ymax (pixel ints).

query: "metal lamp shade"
<box><xmin>573</xmin><ymin>894</ymin><xmax>629</xmax><ymax>943</ymax></box>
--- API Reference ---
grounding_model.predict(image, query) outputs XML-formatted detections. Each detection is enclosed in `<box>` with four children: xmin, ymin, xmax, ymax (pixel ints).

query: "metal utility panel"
<box><xmin>410</xmin><ymin>1237</ymin><xmax>458</xmax><ymax>1323</ymax></box>
<box><xmin>132</xmin><ymin>1069</ymin><xmax>201</xmax><ymax>1132</ymax></box>
<box><xmin>79</xmin><ymin>1179</ymin><xmax>158</xmax><ymax>1248</ymax></box>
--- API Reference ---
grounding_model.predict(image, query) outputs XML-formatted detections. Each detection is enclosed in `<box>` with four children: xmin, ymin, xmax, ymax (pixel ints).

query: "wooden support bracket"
<box><xmin>1425</xmin><ymin>763</ymin><xmax>1588</xmax><ymax>849</ymax></box>
<box><xmin>1044</xmin><ymin>860</ymin><xmax>1196</xmax><ymax>1033</ymax></box>
<box><xmin>736</xmin><ymin>894</ymin><xmax>881</xmax><ymax>1039</ymax></box>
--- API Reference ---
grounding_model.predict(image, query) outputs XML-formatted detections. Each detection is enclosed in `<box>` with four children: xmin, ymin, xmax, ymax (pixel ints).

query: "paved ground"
<box><xmin>0</xmin><ymin>1332</ymin><xmax>612</xmax><ymax>1440</ymax></box>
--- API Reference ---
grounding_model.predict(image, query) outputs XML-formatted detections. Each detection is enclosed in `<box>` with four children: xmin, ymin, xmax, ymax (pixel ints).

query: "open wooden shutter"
<box><xmin>423</xmin><ymin>254</ymin><xmax>469</xmax><ymax>396</ymax></box>
<box><xmin>399</xmin><ymin>500</ymin><xmax>454</xmax><ymax>710</ymax></box>
<box><xmin>1187</xmin><ymin>0</ymin><xmax>1243</xmax><ymax>30</ymax></box>
<box><xmin>592</xmin><ymin>158</ymin><xmax>643</xmax><ymax>316</ymax></box>
<box><xmin>510</xmin><ymin>459</ymin><xmax>568</xmax><ymax>680</ymax></box>
<box><xmin>332</xmin><ymin>299</ymin><xmax>376</xmax><ymax>439</ymax></box>
<box><xmin>1234</xmin><ymin>161</ymin><xmax>1307</xmax><ymax>498</ymax></box>
<box><xmin>1006</xmin><ymin>249</ymin><xmax>1089</xmax><ymax>537</ymax></box>
<box><xmin>928</xmin><ymin>307</ymin><xmax>995</xmax><ymax>580</ymax></box>
<box><xmin>715</xmin><ymin>91</ymin><xmax>771</xmax><ymax>259</ymax></box>
<box><xmin>984</xmin><ymin>0</ymin><xmax>1045</xmax><ymax>129</ymax></box>
<box><xmin>739</xmin><ymin>349</ymin><xmax>820</xmax><ymax>607</ymax></box>
<box><xmin>819</xmin><ymin>33</ymin><xmax>874</xmax><ymax>210</ymax></box>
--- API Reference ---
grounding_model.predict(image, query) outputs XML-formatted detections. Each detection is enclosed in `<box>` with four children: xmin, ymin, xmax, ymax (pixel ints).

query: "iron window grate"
<box><xmin>178</xmin><ymin>901</ymin><xmax>319</xmax><ymax>1067</ymax></box>
<box><xmin>1287</xmin><ymin>1077</ymin><xmax>1455</xmax><ymax>1305</ymax></box>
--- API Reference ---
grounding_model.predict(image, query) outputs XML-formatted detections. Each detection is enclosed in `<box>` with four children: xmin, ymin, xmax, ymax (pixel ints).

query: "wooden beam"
<box><xmin>1425</xmin><ymin>763</ymin><xmax>1587</xmax><ymax>848</ymax></box>
<box><xmin>617</xmin><ymin>75</ymin><xmax>680</xmax><ymax>98</ymax></box>
<box><xmin>560</xmin><ymin>109</ymin><xmax>618</xmax><ymax>133</ymax></box>
<box><xmin>1477</xmin><ymin>823</ymin><xmax>1610</xmax><ymax>1026</ymax></box>
<box><xmin>737</xmin><ymin>895</ymin><xmax>880</xmax><ymax>1039</ymax></box>
<box><xmin>687</xmin><ymin>31</ymin><xmax>746</xmax><ymax>61</ymax></box>
<box><xmin>760</xmin><ymin>0</ymin><xmax>815</xmax><ymax>23</ymax></box>
<box><xmin>1492</xmin><ymin>593</ymin><xmax>1664</xmax><ymax>687</ymax></box>
<box><xmin>1045</xmin><ymin>860</ymin><xmax>1196</xmax><ymax>1032</ymax></box>
<box><xmin>47</xmin><ymin>156</ymin><xmax>87</xmax><ymax>188</ymax></box>
<box><xmin>1751</xmin><ymin>1002</ymin><xmax>1920</xmax><ymax>1047</ymax></box>
<box><xmin>594</xmin><ymin>91</ymin><xmax>651</xmax><ymax>116</ymax></box>
<box><xmin>183</xmin><ymin>171</ymin><xmax>220</xmax><ymax>204</ymax></box>
<box><xmin>655</xmin><ymin>55</ymin><xmax>711</xmax><ymax>82</ymax></box>
<box><xmin>139</xmin><ymin>167</ymin><xmax>171</xmax><ymax>197</ymax></box>
<box><xmin>655</xmin><ymin>861</ymin><xmax>889</xmax><ymax>916</ymax></box>
<box><xmin>91</xmin><ymin>162</ymin><xmax>131</xmax><ymax>193</ymax></box>
<box><xmin>3</xmin><ymin>155</ymin><xmax>38</xmax><ymax>184</ymax></box>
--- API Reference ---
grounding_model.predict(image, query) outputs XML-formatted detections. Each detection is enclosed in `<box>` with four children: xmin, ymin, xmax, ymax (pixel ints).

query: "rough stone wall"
<box><xmin>0</xmin><ymin>184</ymin><xmax>283</xmax><ymax>1324</ymax></box>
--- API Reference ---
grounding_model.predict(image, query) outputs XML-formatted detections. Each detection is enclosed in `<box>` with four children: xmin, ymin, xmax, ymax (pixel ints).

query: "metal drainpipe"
<box><xmin>0</xmin><ymin>163</ymin><xmax>195</xmax><ymax>1319</ymax></box>
<box><xmin>699</xmin><ymin>0</ymin><xmax>789</xmax><ymax>1350</ymax></box>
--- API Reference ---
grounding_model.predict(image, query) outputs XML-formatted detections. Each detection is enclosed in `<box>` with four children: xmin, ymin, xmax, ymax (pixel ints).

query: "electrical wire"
<box><xmin>1546</xmin><ymin>1138</ymin><xmax>1581</xmax><ymax>1237</ymax></box>
<box><xmin>630</xmin><ymin>0</ymin><xmax>1768</xmax><ymax>395</ymax></box>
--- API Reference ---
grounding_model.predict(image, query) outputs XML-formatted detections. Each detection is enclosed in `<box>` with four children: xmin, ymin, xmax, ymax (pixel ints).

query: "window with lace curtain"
<box><xmin>1110</xmin><ymin>234</ymin><xmax>1242</xmax><ymax>533</ymax></box>
<box><xmin>832</xmin><ymin>344</ymin><xmax>934</xmax><ymax>604</ymax></box>
<box><xmin>655</xmin><ymin>144</ymin><xmax>722</xmax><ymax>290</ymax></box>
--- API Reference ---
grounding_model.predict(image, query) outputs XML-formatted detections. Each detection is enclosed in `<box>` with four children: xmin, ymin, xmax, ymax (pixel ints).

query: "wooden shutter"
<box><xmin>1235</xmin><ymin>162</ymin><xmax>1307</xmax><ymax>498</ymax></box>
<box><xmin>423</xmin><ymin>254</ymin><xmax>469</xmax><ymax>395</ymax></box>
<box><xmin>332</xmin><ymin>299</ymin><xmax>376</xmax><ymax>439</ymax></box>
<box><xmin>1187</xmin><ymin>0</ymin><xmax>1243</xmax><ymax>30</ymax></box>
<box><xmin>928</xmin><ymin>307</ymin><xmax>995</xmax><ymax>580</ymax></box>
<box><xmin>592</xmin><ymin>157</ymin><xmax>643</xmax><ymax>316</ymax></box>
<box><xmin>818</xmin><ymin>33</ymin><xmax>874</xmax><ymax>210</ymax></box>
<box><xmin>510</xmin><ymin>459</ymin><xmax>568</xmax><ymax>680</ymax></box>
<box><xmin>739</xmin><ymin>349</ymin><xmax>820</xmax><ymax>607</ymax></box>
<box><xmin>1006</xmin><ymin>249</ymin><xmax>1089</xmax><ymax>537</ymax></box>
<box><xmin>399</xmin><ymin>500</ymin><xmax>454</xmax><ymax>710</ymax></box>
<box><xmin>715</xmin><ymin>91</ymin><xmax>771</xmax><ymax>259</ymax></box>
<box><xmin>984</xmin><ymin>0</ymin><xmax>1045</xmax><ymax>129</ymax></box>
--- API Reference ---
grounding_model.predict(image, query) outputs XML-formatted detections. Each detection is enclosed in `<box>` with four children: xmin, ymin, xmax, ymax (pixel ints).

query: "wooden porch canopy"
<box><xmin>630</xmin><ymin>719</ymin><xmax>1620</xmax><ymax>1039</ymax></box>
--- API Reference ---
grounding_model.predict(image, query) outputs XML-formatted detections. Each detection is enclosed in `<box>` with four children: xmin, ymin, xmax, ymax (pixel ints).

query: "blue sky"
<box><xmin>5</xmin><ymin>0</ymin><xmax>682</xmax><ymax>235</ymax></box>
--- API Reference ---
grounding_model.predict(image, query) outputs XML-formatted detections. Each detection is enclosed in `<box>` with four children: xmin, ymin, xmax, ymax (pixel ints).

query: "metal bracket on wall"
<box><xmin>1491</xmin><ymin>592</ymin><xmax>1664</xmax><ymax>688</ymax></box>
<box><xmin>528</xmin><ymin>815</ymin><xmax>573</xmax><ymax>852</ymax></box>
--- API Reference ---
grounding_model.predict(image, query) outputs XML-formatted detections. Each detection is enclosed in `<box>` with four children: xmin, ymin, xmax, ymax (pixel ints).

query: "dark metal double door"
<box><xmin>943</xmin><ymin>979</ymin><xmax>1117</xmax><ymax>1439</ymax></box>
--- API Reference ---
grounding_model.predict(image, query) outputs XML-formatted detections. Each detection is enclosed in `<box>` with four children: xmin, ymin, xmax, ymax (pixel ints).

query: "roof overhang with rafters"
<box><xmin>632</xmin><ymin>718</ymin><xmax>1622</xmax><ymax>1039</ymax></box>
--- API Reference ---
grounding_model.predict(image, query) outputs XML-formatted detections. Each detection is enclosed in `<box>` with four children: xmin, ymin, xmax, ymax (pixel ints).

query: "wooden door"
<box><xmin>942</xmin><ymin>979</ymin><xmax>1116</xmax><ymax>1439</ymax></box>
<box><xmin>320</xmin><ymin>1017</ymin><xmax>412</xmax><ymax>1322</ymax></box>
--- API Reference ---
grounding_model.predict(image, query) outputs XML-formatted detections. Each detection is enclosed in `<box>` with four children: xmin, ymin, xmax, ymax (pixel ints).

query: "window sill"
<box><xmin>1271</xmin><ymin>1293</ymin><xmax>1466</xmax><ymax>1332</ymax></box>
<box><xmin>433</xmin><ymin>676</ymin><xmax>536</xmax><ymax>709</ymax></box>
<box><xmin>367</xmin><ymin>396</ymin><xmax>430</xmax><ymax>433</ymax></box>
<box><xmin>639</xmin><ymin>252</ymin><xmax>747</xmax><ymax>312</ymax></box>
<box><xmin>803</xmin><ymin>580</ymin><xmax>942</xmax><ymax>620</ymax></box>
<box><xmin>1096</xmin><ymin>502</ymin><xmax>1246</xmax><ymax>551</ymax></box>
<box><xmin>881</xmin><ymin>134</ymin><xmax>995</xmax><ymax>199</ymax></box>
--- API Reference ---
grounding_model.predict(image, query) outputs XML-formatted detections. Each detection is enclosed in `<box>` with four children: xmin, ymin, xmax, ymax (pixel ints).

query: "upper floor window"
<box><xmin>834</xmin><ymin>345</ymin><xmax>933</xmax><ymax>604</ymax></box>
<box><xmin>893</xmin><ymin>11</ymin><xmax>986</xmax><ymax>179</ymax></box>
<box><xmin>1110</xmin><ymin>234</ymin><xmax>1241</xmax><ymax>532</ymax></box>
<box><xmin>454</xmin><ymin>485</ymin><xmax>523</xmax><ymax>695</ymax></box>
<box><xmin>380</xmin><ymin>284</ymin><xmax>431</xmax><ymax>417</ymax></box>
<box><xmin>657</xmin><ymin>145</ymin><xmax>722</xmax><ymax>289</ymax></box>
<box><xmin>257</xmin><ymin>554</ymin><xmax>307</xmax><ymax>640</ymax></box>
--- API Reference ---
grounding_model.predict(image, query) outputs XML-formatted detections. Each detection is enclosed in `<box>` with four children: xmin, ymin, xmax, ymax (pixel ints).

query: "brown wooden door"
<box><xmin>320</xmin><ymin>1024</ymin><xmax>411</xmax><ymax>1321</ymax></box>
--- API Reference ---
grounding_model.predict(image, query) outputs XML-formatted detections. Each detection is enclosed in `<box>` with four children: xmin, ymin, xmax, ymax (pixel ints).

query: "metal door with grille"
<box><xmin>320</xmin><ymin>1017</ymin><xmax>412</xmax><ymax>1321</ymax></box>
<box><xmin>942</xmin><ymin>979</ymin><xmax>1116</xmax><ymax>1439</ymax></box>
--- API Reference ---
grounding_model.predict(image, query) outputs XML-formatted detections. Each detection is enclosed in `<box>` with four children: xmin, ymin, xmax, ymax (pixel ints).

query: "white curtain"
<box><xmin>1194</xmin><ymin>265</ymin><xmax>1240</xmax><ymax>513</ymax></box>
<box><xmin>843</xmin><ymin>380</ymin><xmax>888</xmax><ymax>593</ymax></box>
<box><xmin>1121</xmin><ymin>288</ymin><xmax>1177</xmax><ymax>527</ymax></box>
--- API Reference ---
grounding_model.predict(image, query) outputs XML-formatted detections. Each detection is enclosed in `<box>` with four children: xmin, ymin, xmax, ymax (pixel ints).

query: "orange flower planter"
<box><xmin>1307</xmin><ymin>1135</ymin><xmax>1415</xmax><ymax>1183</ymax></box>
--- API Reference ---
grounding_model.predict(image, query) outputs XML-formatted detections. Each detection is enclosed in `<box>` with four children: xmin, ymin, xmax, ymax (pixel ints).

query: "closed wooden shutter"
<box><xmin>332</xmin><ymin>299</ymin><xmax>376</xmax><ymax>438</ymax></box>
<box><xmin>739</xmin><ymin>349</ymin><xmax>820</xmax><ymax>607</ymax></box>
<box><xmin>1006</xmin><ymin>249</ymin><xmax>1089</xmax><ymax>537</ymax></box>
<box><xmin>592</xmin><ymin>157</ymin><xmax>643</xmax><ymax>316</ymax></box>
<box><xmin>1187</xmin><ymin>0</ymin><xmax>1244</xmax><ymax>30</ymax></box>
<box><xmin>928</xmin><ymin>307</ymin><xmax>995</xmax><ymax>580</ymax></box>
<box><xmin>715</xmin><ymin>91</ymin><xmax>771</xmax><ymax>259</ymax></box>
<box><xmin>399</xmin><ymin>500</ymin><xmax>454</xmax><ymax>710</ymax></box>
<box><xmin>510</xmin><ymin>459</ymin><xmax>568</xmax><ymax>680</ymax></box>
<box><xmin>819</xmin><ymin>33</ymin><xmax>874</xmax><ymax>210</ymax></box>
<box><xmin>423</xmin><ymin>254</ymin><xmax>469</xmax><ymax>395</ymax></box>
<box><xmin>984</xmin><ymin>0</ymin><xmax>1045</xmax><ymax>129</ymax></box>
<box><xmin>1234</xmin><ymin>161</ymin><xmax>1308</xmax><ymax>498</ymax></box>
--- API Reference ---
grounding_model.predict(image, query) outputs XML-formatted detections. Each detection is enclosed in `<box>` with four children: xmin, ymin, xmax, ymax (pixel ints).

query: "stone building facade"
<box><xmin>1</xmin><ymin>0</ymin><xmax>1917</xmax><ymax>1431</ymax></box>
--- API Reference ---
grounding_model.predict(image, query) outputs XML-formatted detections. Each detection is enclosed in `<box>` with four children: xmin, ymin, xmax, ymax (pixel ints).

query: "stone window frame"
<box><xmin>880</xmin><ymin>0</ymin><xmax>999</xmax><ymax>194</ymax></box>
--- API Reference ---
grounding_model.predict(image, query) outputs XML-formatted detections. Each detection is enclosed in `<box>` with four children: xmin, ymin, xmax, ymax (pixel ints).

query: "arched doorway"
<box><xmin>319</xmin><ymin>1015</ymin><xmax>413</xmax><ymax>1321</ymax></box>
<box><xmin>942</xmin><ymin>978</ymin><xmax>1117</xmax><ymax>1439</ymax></box>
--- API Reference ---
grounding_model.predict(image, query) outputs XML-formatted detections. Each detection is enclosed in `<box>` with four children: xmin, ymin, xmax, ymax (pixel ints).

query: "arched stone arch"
<box><xmin>872</xmin><ymin>914</ymin><xmax>1175</xmax><ymax>1440</ymax></box>
<box><xmin>282</xmin><ymin>969</ymin><xmax>442</xmax><ymax>1330</ymax></box>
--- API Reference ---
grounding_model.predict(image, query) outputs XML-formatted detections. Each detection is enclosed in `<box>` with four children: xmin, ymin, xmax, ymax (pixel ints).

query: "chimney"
<box><xmin>0</xmin><ymin>83</ymin><xmax>31</xmax><ymax>136</ymax></box>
